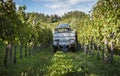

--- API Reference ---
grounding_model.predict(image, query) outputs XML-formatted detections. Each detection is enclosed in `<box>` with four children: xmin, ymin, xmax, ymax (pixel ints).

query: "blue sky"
<box><xmin>14</xmin><ymin>0</ymin><xmax>98</xmax><ymax>16</ymax></box>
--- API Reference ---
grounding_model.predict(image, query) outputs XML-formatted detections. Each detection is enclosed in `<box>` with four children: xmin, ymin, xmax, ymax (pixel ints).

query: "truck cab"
<box><xmin>52</xmin><ymin>23</ymin><xmax>77</xmax><ymax>52</ymax></box>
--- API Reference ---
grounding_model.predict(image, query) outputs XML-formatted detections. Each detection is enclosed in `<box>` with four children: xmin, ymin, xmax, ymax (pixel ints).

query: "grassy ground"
<box><xmin>0</xmin><ymin>41</ymin><xmax>53</xmax><ymax>76</ymax></box>
<box><xmin>47</xmin><ymin>51</ymin><xmax>120</xmax><ymax>76</ymax></box>
<box><xmin>0</xmin><ymin>41</ymin><xmax>120</xmax><ymax>76</ymax></box>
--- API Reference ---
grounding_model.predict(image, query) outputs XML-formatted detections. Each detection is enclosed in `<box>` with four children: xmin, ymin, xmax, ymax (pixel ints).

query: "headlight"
<box><xmin>70</xmin><ymin>39</ymin><xmax>75</xmax><ymax>44</ymax></box>
<box><xmin>53</xmin><ymin>39</ymin><xmax>59</xmax><ymax>45</ymax></box>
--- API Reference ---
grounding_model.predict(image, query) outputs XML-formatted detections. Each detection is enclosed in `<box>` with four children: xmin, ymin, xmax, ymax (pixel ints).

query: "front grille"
<box><xmin>60</xmin><ymin>45</ymin><xmax>69</xmax><ymax>48</ymax></box>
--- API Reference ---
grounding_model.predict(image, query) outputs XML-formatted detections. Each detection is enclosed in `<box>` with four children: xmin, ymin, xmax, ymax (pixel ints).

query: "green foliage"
<box><xmin>0</xmin><ymin>42</ymin><xmax>53</xmax><ymax>76</ymax></box>
<box><xmin>0</xmin><ymin>0</ymin><xmax>120</xmax><ymax>75</ymax></box>
<box><xmin>1</xmin><ymin>43</ymin><xmax>120</xmax><ymax>76</ymax></box>
<box><xmin>45</xmin><ymin>51</ymin><xmax>120</xmax><ymax>76</ymax></box>
<box><xmin>0</xmin><ymin>0</ymin><xmax>16</xmax><ymax>43</ymax></box>
<box><xmin>76</xmin><ymin>0</ymin><xmax>120</xmax><ymax>54</ymax></box>
<box><xmin>0</xmin><ymin>0</ymin><xmax>53</xmax><ymax>46</ymax></box>
<box><xmin>62</xmin><ymin>10</ymin><xmax>86</xmax><ymax>19</ymax></box>
<box><xmin>27</xmin><ymin>13</ymin><xmax>61</xmax><ymax>23</ymax></box>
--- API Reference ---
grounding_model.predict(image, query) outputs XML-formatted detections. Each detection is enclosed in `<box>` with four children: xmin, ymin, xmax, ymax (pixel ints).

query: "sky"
<box><xmin>14</xmin><ymin>0</ymin><xmax>98</xmax><ymax>16</ymax></box>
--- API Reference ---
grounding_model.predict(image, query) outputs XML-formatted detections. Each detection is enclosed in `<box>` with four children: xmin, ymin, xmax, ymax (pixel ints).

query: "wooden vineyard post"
<box><xmin>84</xmin><ymin>44</ymin><xmax>87</xmax><ymax>54</ymax></box>
<box><xmin>110</xmin><ymin>41</ymin><xmax>114</xmax><ymax>63</ymax></box>
<box><xmin>84</xmin><ymin>44</ymin><xmax>88</xmax><ymax>54</ymax></box>
<box><xmin>81</xmin><ymin>43</ymin><xmax>84</xmax><ymax>50</ymax></box>
<box><xmin>13</xmin><ymin>45</ymin><xmax>17</xmax><ymax>64</ymax></box>
<box><xmin>3</xmin><ymin>45</ymin><xmax>9</xmax><ymax>67</ymax></box>
<box><xmin>97</xmin><ymin>44</ymin><xmax>100</xmax><ymax>60</ymax></box>
<box><xmin>4</xmin><ymin>43</ymin><xmax>12</xmax><ymax>66</ymax></box>
<box><xmin>32</xmin><ymin>46</ymin><xmax>35</xmax><ymax>56</ymax></box>
<box><xmin>29</xmin><ymin>47</ymin><xmax>31</xmax><ymax>56</ymax></box>
<box><xmin>91</xmin><ymin>42</ymin><xmax>95</xmax><ymax>55</ymax></box>
<box><xmin>102</xmin><ymin>45</ymin><xmax>104</xmax><ymax>62</ymax></box>
<box><xmin>88</xmin><ymin>44</ymin><xmax>91</xmax><ymax>55</ymax></box>
<box><xmin>89</xmin><ymin>37</ymin><xmax>93</xmax><ymax>55</ymax></box>
<box><xmin>32</xmin><ymin>46</ymin><xmax>34</xmax><ymax>55</ymax></box>
<box><xmin>25</xmin><ymin>46</ymin><xmax>27</xmax><ymax>57</ymax></box>
<box><xmin>20</xmin><ymin>45</ymin><xmax>22</xmax><ymax>59</ymax></box>
<box><xmin>104</xmin><ymin>37</ymin><xmax>109</xmax><ymax>63</ymax></box>
<box><xmin>109</xmin><ymin>32</ymin><xmax>115</xmax><ymax>63</ymax></box>
<box><xmin>9</xmin><ymin>44</ymin><xmax>12</xmax><ymax>64</ymax></box>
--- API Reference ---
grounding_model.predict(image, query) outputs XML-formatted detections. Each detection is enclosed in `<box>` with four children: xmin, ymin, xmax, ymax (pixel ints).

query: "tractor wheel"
<box><xmin>52</xmin><ymin>46</ymin><xmax>58</xmax><ymax>53</ymax></box>
<box><xmin>71</xmin><ymin>47</ymin><xmax>76</xmax><ymax>52</ymax></box>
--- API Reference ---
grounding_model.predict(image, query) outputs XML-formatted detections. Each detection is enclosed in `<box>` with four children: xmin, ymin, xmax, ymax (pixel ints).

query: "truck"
<box><xmin>52</xmin><ymin>23</ymin><xmax>78</xmax><ymax>53</ymax></box>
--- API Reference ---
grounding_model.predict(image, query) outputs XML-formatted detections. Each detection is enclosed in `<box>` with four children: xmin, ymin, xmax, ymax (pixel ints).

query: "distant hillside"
<box><xmin>26</xmin><ymin>10</ymin><xmax>87</xmax><ymax>23</ymax></box>
<box><xmin>26</xmin><ymin>10</ymin><xmax>88</xmax><ymax>31</ymax></box>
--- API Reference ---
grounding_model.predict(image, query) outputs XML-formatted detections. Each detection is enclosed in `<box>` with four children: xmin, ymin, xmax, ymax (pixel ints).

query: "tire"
<box><xmin>53</xmin><ymin>48</ymin><xmax>57</xmax><ymax>53</ymax></box>
<box><xmin>71</xmin><ymin>47</ymin><xmax>76</xmax><ymax>52</ymax></box>
<box><xmin>52</xmin><ymin>46</ymin><xmax>58</xmax><ymax>53</ymax></box>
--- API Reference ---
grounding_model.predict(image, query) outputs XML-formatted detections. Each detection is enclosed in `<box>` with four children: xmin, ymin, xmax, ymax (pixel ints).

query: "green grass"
<box><xmin>0</xmin><ymin>41</ymin><xmax>120</xmax><ymax>76</ymax></box>
<box><xmin>0</xmin><ymin>41</ymin><xmax>54</xmax><ymax>76</ymax></box>
<box><xmin>46</xmin><ymin>51</ymin><xmax>120</xmax><ymax>76</ymax></box>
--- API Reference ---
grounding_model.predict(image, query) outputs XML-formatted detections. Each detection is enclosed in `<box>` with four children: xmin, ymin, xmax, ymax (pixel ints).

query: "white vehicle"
<box><xmin>52</xmin><ymin>23</ymin><xmax>77</xmax><ymax>52</ymax></box>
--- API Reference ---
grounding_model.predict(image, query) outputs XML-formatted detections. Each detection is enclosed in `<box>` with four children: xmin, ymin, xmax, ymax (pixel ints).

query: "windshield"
<box><xmin>59</xmin><ymin>38</ymin><xmax>70</xmax><ymax>42</ymax></box>
<box><xmin>56</xmin><ymin>28</ymin><xmax>69</xmax><ymax>33</ymax></box>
